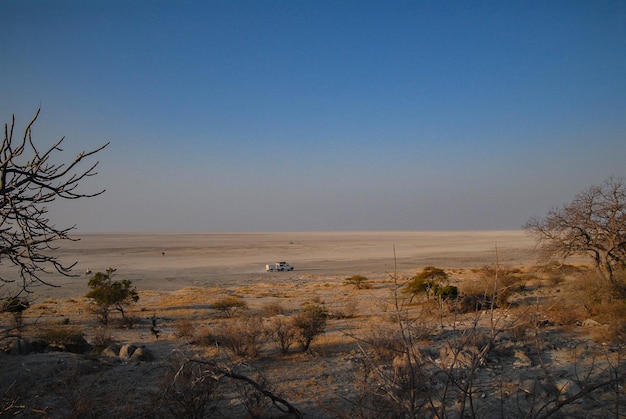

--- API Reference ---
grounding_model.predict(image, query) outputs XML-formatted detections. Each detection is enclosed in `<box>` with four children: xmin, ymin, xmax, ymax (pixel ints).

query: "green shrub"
<box><xmin>293</xmin><ymin>302</ymin><xmax>328</xmax><ymax>351</ymax></box>
<box><xmin>85</xmin><ymin>268</ymin><xmax>138</xmax><ymax>326</ymax></box>
<box><xmin>432</xmin><ymin>284</ymin><xmax>458</xmax><ymax>300</ymax></box>
<box><xmin>403</xmin><ymin>267</ymin><xmax>448</xmax><ymax>300</ymax></box>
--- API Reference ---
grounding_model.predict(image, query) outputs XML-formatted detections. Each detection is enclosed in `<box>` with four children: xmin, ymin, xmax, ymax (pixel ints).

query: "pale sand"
<box><xmin>3</xmin><ymin>230</ymin><xmax>536</xmax><ymax>299</ymax></box>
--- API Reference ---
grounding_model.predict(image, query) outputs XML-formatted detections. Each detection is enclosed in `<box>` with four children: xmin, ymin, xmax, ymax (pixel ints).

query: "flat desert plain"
<box><xmin>23</xmin><ymin>230</ymin><xmax>535</xmax><ymax>299</ymax></box>
<box><xmin>3</xmin><ymin>230</ymin><xmax>624</xmax><ymax>418</ymax></box>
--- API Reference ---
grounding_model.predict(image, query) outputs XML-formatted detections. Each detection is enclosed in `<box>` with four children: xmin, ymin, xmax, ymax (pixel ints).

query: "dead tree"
<box><xmin>0</xmin><ymin>109</ymin><xmax>108</xmax><ymax>292</ymax></box>
<box><xmin>525</xmin><ymin>176</ymin><xmax>626</xmax><ymax>283</ymax></box>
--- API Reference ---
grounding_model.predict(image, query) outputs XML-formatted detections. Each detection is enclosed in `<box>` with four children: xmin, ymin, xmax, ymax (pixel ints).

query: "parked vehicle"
<box><xmin>266</xmin><ymin>261</ymin><xmax>294</xmax><ymax>272</ymax></box>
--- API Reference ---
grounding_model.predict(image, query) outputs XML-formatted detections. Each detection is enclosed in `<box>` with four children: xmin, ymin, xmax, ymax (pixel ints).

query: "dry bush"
<box><xmin>575</xmin><ymin>271</ymin><xmax>626</xmax><ymax>320</ymax></box>
<box><xmin>160</xmin><ymin>353</ymin><xmax>220</xmax><ymax>418</ymax></box>
<box><xmin>236</xmin><ymin>379</ymin><xmax>273</xmax><ymax>419</ymax></box>
<box><xmin>456</xmin><ymin>280</ymin><xmax>492</xmax><ymax>313</ymax></box>
<box><xmin>91</xmin><ymin>331</ymin><xmax>117</xmax><ymax>353</ymax></box>
<box><xmin>48</xmin><ymin>366</ymin><xmax>100</xmax><ymax>418</ymax></box>
<box><xmin>261</xmin><ymin>301</ymin><xmax>286</xmax><ymax>317</ymax></box>
<box><xmin>219</xmin><ymin>316</ymin><xmax>266</xmax><ymax>358</ymax></box>
<box><xmin>605</xmin><ymin>304</ymin><xmax>626</xmax><ymax>343</ymax></box>
<box><xmin>364</xmin><ymin>326</ymin><xmax>406</xmax><ymax>361</ymax></box>
<box><xmin>118</xmin><ymin>314</ymin><xmax>139</xmax><ymax>329</ymax></box>
<box><xmin>212</xmin><ymin>296</ymin><xmax>248</xmax><ymax>317</ymax></box>
<box><xmin>332</xmin><ymin>298</ymin><xmax>358</xmax><ymax>319</ymax></box>
<box><xmin>455</xmin><ymin>294</ymin><xmax>491</xmax><ymax>314</ymax></box>
<box><xmin>509</xmin><ymin>320</ymin><xmax>534</xmax><ymax>341</ymax></box>
<box><xmin>545</xmin><ymin>300</ymin><xmax>586</xmax><ymax>327</ymax></box>
<box><xmin>476</xmin><ymin>264</ymin><xmax>526</xmax><ymax>307</ymax></box>
<box><xmin>535</xmin><ymin>261</ymin><xmax>588</xmax><ymax>286</ymax></box>
<box><xmin>265</xmin><ymin>316</ymin><xmax>296</xmax><ymax>354</ymax></box>
<box><xmin>174</xmin><ymin>319</ymin><xmax>195</xmax><ymax>340</ymax></box>
<box><xmin>345</xmin><ymin>275</ymin><xmax>372</xmax><ymax>289</ymax></box>
<box><xmin>34</xmin><ymin>327</ymin><xmax>91</xmax><ymax>353</ymax></box>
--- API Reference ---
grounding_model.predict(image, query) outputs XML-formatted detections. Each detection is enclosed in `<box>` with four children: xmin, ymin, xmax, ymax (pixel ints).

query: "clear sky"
<box><xmin>1</xmin><ymin>1</ymin><xmax>625</xmax><ymax>232</ymax></box>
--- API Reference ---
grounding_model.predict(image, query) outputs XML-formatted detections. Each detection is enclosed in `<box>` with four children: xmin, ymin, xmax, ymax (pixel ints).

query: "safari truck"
<box><xmin>266</xmin><ymin>261</ymin><xmax>294</xmax><ymax>272</ymax></box>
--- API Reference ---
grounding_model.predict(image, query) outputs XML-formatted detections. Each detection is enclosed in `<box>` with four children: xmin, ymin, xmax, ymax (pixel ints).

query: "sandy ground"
<box><xmin>3</xmin><ymin>230</ymin><xmax>624</xmax><ymax>418</ymax></box>
<box><xmin>3</xmin><ymin>230</ymin><xmax>536</xmax><ymax>299</ymax></box>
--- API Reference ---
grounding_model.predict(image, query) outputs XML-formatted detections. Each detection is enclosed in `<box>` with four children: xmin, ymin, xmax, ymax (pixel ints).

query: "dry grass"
<box><xmin>4</xmin><ymin>262</ymin><xmax>626</xmax><ymax>418</ymax></box>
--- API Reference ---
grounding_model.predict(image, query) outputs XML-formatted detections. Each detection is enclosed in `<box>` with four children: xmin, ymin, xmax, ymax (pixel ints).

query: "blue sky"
<box><xmin>1</xmin><ymin>1</ymin><xmax>625</xmax><ymax>232</ymax></box>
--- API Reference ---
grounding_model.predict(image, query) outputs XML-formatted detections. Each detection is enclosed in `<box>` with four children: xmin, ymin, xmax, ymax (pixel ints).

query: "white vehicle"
<box><xmin>266</xmin><ymin>261</ymin><xmax>294</xmax><ymax>272</ymax></box>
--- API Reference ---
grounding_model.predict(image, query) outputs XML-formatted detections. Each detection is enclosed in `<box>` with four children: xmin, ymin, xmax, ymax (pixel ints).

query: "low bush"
<box><xmin>175</xmin><ymin>319</ymin><xmax>195</xmax><ymax>339</ymax></box>
<box><xmin>455</xmin><ymin>293</ymin><xmax>491</xmax><ymax>313</ymax></box>
<box><xmin>403</xmin><ymin>267</ymin><xmax>448</xmax><ymax>300</ymax></box>
<box><xmin>91</xmin><ymin>331</ymin><xmax>117</xmax><ymax>353</ymax></box>
<box><xmin>35</xmin><ymin>327</ymin><xmax>91</xmax><ymax>354</ymax></box>
<box><xmin>293</xmin><ymin>302</ymin><xmax>328</xmax><ymax>351</ymax></box>
<box><xmin>262</xmin><ymin>302</ymin><xmax>286</xmax><ymax>317</ymax></box>
<box><xmin>1</xmin><ymin>296</ymin><xmax>30</xmax><ymax>332</ymax></box>
<box><xmin>219</xmin><ymin>316</ymin><xmax>265</xmax><ymax>358</ymax></box>
<box><xmin>212</xmin><ymin>296</ymin><xmax>248</xmax><ymax>317</ymax></box>
<box><xmin>85</xmin><ymin>268</ymin><xmax>139</xmax><ymax>326</ymax></box>
<box><xmin>365</xmin><ymin>326</ymin><xmax>406</xmax><ymax>360</ymax></box>
<box><xmin>477</xmin><ymin>264</ymin><xmax>526</xmax><ymax>306</ymax></box>
<box><xmin>265</xmin><ymin>316</ymin><xmax>296</xmax><ymax>354</ymax></box>
<box><xmin>160</xmin><ymin>353</ymin><xmax>219</xmax><ymax>418</ymax></box>
<box><xmin>432</xmin><ymin>284</ymin><xmax>458</xmax><ymax>300</ymax></box>
<box><xmin>344</xmin><ymin>275</ymin><xmax>371</xmax><ymax>289</ymax></box>
<box><xmin>332</xmin><ymin>298</ymin><xmax>358</xmax><ymax>319</ymax></box>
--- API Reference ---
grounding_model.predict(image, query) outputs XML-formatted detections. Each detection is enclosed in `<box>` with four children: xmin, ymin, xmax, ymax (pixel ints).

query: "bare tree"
<box><xmin>524</xmin><ymin>176</ymin><xmax>626</xmax><ymax>283</ymax></box>
<box><xmin>0</xmin><ymin>109</ymin><xmax>108</xmax><ymax>292</ymax></box>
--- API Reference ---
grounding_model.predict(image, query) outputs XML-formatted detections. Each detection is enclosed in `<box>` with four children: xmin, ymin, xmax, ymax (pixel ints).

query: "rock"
<box><xmin>130</xmin><ymin>346</ymin><xmax>154</xmax><ymax>362</ymax></box>
<box><xmin>513</xmin><ymin>350</ymin><xmax>532</xmax><ymax>368</ymax></box>
<box><xmin>582</xmin><ymin>318</ymin><xmax>601</xmax><ymax>327</ymax></box>
<box><xmin>101</xmin><ymin>344</ymin><xmax>121</xmax><ymax>357</ymax></box>
<box><xmin>555</xmin><ymin>378</ymin><xmax>581</xmax><ymax>396</ymax></box>
<box><xmin>519</xmin><ymin>379</ymin><xmax>546</xmax><ymax>396</ymax></box>
<box><xmin>438</xmin><ymin>346</ymin><xmax>480</xmax><ymax>369</ymax></box>
<box><xmin>118</xmin><ymin>343</ymin><xmax>137</xmax><ymax>359</ymax></box>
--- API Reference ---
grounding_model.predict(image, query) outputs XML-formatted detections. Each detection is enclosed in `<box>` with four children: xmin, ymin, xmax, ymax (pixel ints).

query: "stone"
<box><xmin>582</xmin><ymin>318</ymin><xmax>601</xmax><ymax>327</ymax></box>
<box><xmin>130</xmin><ymin>346</ymin><xmax>154</xmax><ymax>362</ymax></box>
<box><xmin>555</xmin><ymin>378</ymin><xmax>581</xmax><ymax>396</ymax></box>
<box><xmin>118</xmin><ymin>343</ymin><xmax>137</xmax><ymax>359</ymax></box>
<box><xmin>513</xmin><ymin>350</ymin><xmax>532</xmax><ymax>368</ymax></box>
<box><xmin>101</xmin><ymin>344</ymin><xmax>120</xmax><ymax>358</ymax></box>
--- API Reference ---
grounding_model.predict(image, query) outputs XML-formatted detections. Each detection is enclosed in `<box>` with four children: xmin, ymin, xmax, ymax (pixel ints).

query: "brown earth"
<box><xmin>1</xmin><ymin>231</ymin><xmax>623</xmax><ymax>418</ymax></box>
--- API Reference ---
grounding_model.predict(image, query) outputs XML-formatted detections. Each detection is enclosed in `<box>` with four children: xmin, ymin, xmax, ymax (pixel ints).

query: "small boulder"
<box><xmin>513</xmin><ymin>350</ymin><xmax>532</xmax><ymax>368</ymax></box>
<box><xmin>118</xmin><ymin>343</ymin><xmax>137</xmax><ymax>359</ymax></box>
<box><xmin>519</xmin><ymin>379</ymin><xmax>546</xmax><ymax>397</ymax></box>
<box><xmin>130</xmin><ymin>346</ymin><xmax>154</xmax><ymax>362</ymax></box>
<box><xmin>555</xmin><ymin>378</ymin><xmax>581</xmax><ymax>396</ymax></box>
<box><xmin>582</xmin><ymin>318</ymin><xmax>601</xmax><ymax>327</ymax></box>
<box><xmin>101</xmin><ymin>344</ymin><xmax>121</xmax><ymax>358</ymax></box>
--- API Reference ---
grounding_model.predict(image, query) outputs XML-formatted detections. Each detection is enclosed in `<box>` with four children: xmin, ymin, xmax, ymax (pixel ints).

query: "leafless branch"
<box><xmin>0</xmin><ymin>109</ymin><xmax>109</xmax><ymax>291</ymax></box>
